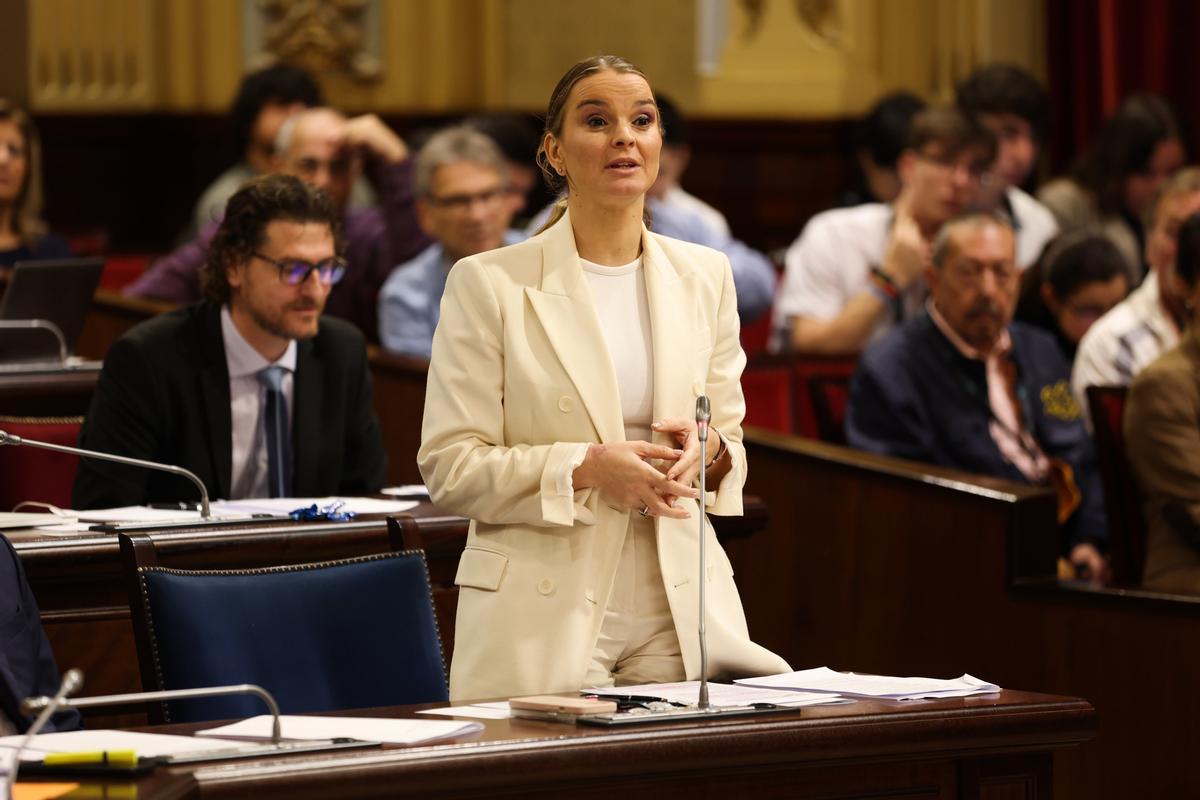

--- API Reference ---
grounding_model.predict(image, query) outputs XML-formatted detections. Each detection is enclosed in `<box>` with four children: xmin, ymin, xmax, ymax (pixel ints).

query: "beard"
<box><xmin>246</xmin><ymin>296</ymin><xmax>323</xmax><ymax>342</ymax></box>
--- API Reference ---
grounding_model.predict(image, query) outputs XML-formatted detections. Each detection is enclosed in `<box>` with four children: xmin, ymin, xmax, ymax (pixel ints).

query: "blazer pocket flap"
<box><xmin>456</xmin><ymin>546</ymin><xmax>509</xmax><ymax>591</ymax></box>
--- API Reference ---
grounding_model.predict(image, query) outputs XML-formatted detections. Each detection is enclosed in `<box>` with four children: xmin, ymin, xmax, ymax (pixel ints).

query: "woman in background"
<box><xmin>0</xmin><ymin>101</ymin><xmax>70</xmax><ymax>268</ymax></box>
<box><xmin>1015</xmin><ymin>230</ymin><xmax>1130</xmax><ymax>361</ymax></box>
<box><xmin>1039</xmin><ymin>93</ymin><xmax>1184</xmax><ymax>281</ymax></box>
<box><xmin>419</xmin><ymin>55</ymin><xmax>788</xmax><ymax>700</ymax></box>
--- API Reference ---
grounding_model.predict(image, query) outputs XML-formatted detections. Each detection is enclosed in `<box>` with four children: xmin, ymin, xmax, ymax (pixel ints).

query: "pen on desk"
<box><xmin>42</xmin><ymin>749</ymin><xmax>139</xmax><ymax>767</ymax></box>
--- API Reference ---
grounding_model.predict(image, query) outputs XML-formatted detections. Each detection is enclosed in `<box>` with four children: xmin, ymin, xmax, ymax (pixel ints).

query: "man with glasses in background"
<box><xmin>74</xmin><ymin>175</ymin><xmax>387</xmax><ymax>509</ymax></box>
<box><xmin>126</xmin><ymin>107</ymin><xmax>430</xmax><ymax>341</ymax></box>
<box><xmin>378</xmin><ymin>127</ymin><xmax>524</xmax><ymax>359</ymax></box>
<box><xmin>773</xmin><ymin>107</ymin><xmax>996</xmax><ymax>354</ymax></box>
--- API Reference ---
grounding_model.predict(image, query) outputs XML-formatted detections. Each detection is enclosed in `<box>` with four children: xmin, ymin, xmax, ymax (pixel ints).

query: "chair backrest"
<box><xmin>789</xmin><ymin>357</ymin><xmax>858</xmax><ymax>439</ymax></box>
<box><xmin>807</xmin><ymin>374</ymin><xmax>852</xmax><ymax>445</ymax></box>
<box><xmin>1085</xmin><ymin>385</ymin><xmax>1148</xmax><ymax>586</ymax></box>
<box><xmin>120</xmin><ymin>534</ymin><xmax>448</xmax><ymax>723</ymax></box>
<box><xmin>0</xmin><ymin>416</ymin><xmax>82</xmax><ymax>511</ymax></box>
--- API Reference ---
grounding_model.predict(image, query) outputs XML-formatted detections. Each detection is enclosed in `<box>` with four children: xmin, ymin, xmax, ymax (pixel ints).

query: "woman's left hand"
<box><xmin>651</xmin><ymin>417</ymin><xmax>710</xmax><ymax>490</ymax></box>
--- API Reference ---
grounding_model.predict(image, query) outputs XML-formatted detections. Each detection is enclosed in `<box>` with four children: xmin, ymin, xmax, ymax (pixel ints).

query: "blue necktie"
<box><xmin>258</xmin><ymin>366</ymin><xmax>291</xmax><ymax>498</ymax></box>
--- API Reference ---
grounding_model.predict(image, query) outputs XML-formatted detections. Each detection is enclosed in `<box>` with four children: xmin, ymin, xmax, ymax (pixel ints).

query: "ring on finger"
<box><xmin>638</xmin><ymin>505</ymin><xmax>650</xmax><ymax>517</ymax></box>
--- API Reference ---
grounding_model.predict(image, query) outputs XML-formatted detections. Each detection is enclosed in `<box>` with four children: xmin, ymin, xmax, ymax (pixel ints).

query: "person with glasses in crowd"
<box><xmin>772</xmin><ymin>107</ymin><xmax>996</xmax><ymax>354</ymax></box>
<box><xmin>73</xmin><ymin>174</ymin><xmax>386</xmax><ymax>509</ymax></box>
<box><xmin>378</xmin><ymin>127</ymin><xmax>525</xmax><ymax>359</ymax></box>
<box><xmin>125</xmin><ymin>106</ymin><xmax>430</xmax><ymax>341</ymax></box>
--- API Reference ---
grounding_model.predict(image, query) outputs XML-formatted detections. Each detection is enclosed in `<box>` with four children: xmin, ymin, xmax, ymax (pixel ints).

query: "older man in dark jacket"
<box><xmin>847</xmin><ymin>211</ymin><xmax>1108</xmax><ymax>581</ymax></box>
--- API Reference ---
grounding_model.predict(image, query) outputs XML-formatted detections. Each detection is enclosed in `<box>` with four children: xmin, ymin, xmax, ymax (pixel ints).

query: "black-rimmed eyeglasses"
<box><xmin>253</xmin><ymin>253</ymin><xmax>347</xmax><ymax>286</ymax></box>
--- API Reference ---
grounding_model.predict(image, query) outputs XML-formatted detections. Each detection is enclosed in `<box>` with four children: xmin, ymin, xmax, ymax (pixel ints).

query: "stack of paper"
<box><xmin>196</xmin><ymin>714</ymin><xmax>483</xmax><ymax>745</ymax></box>
<box><xmin>586</xmin><ymin>680</ymin><xmax>850</xmax><ymax>708</ymax></box>
<box><xmin>0</xmin><ymin>729</ymin><xmax>248</xmax><ymax>760</ymax></box>
<box><xmin>735</xmin><ymin>667</ymin><xmax>1000</xmax><ymax>701</ymax></box>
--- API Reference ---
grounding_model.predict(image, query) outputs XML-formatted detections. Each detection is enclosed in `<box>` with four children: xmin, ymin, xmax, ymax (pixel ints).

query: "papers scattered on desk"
<box><xmin>196</xmin><ymin>714</ymin><xmax>483</xmax><ymax>745</ymax></box>
<box><xmin>0</xmin><ymin>729</ymin><xmax>246</xmax><ymax>761</ymax></box>
<box><xmin>735</xmin><ymin>667</ymin><xmax>1001</xmax><ymax>701</ymax></box>
<box><xmin>72</xmin><ymin>506</ymin><xmax>207</xmax><ymax>523</ymax></box>
<box><xmin>381</xmin><ymin>484</ymin><xmax>429</xmax><ymax>499</ymax></box>
<box><xmin>0</xmin><ymin>512</ymin><xmax>75</xmax><ymax>530</ymax></box>
<box><xmin>587</xmin><ymin>681</ymin><xmax>851</xmax><ymax>708</ymax></box>
<box><xmin>210</xmin><ymin>497</ymin><xmax>419</xmax><ymax>516</ymax></box>
<box><xmin>417</xmin><ymin>701</ymin><xmax>511</xmax><ymax>720</ymax></box>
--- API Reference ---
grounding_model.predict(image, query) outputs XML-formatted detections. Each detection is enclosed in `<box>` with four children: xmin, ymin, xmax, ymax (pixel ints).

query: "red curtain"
<box><xmin>1046</xmin><ymin>0</ymin><xmax>1200</xmax><ymax>173</ymax></box>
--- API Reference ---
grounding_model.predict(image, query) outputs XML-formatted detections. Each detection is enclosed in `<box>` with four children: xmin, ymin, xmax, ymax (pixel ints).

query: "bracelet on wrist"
<box><xmin>704</xmin><ymin>429</ymin><xmax>727</xmax><ymax>468</ymax></box>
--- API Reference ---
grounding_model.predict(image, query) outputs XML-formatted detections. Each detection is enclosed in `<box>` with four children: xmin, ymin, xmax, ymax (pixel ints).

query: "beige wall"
<box><xmin>11</xmin><ymin>0</ymin><xmax>1046</xmax><ymax>117</ymax></box>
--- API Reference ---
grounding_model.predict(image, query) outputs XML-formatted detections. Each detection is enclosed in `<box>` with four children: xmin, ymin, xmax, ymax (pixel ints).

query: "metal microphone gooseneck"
<box><xmin>6</xmin><ymin>668</ymin><xmax>82</xmax><ymax>799</ymax></box>
<box><xmin>0</xmin><ymin>429</ymin><xmax>211</xmax><ymax>518</ymax></box>
<box><xmin>695</xmin><ymin>395</ymin><xmax>712</xmax><ymax>711</ymax></box>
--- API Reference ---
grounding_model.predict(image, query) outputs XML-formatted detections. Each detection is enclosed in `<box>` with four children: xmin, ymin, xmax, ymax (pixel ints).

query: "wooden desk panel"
<box><xmin>732</xmin><ymin>428</ymin><xmax>1200</xmax><ymax>798</ymax></box>
<box><xmin>82</xmin><ymin>691</ymin><xmax>1086</xmax><ymax>799</ymax></box>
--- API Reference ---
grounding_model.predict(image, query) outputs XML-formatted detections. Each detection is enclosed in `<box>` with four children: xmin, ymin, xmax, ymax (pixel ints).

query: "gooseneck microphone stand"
<box><xmin>0</xmin><ymin>429</ymin><xmax>211</xmax><ymax>519</ymax></box>
<box><xmin>695</xmin><ymin>395</ymin><xmax>712</xmax><ymax>711</ymax></box>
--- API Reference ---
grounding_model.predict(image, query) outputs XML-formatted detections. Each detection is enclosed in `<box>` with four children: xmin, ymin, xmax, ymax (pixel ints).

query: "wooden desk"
<box><xmin>732</xmin><ymin>428</ymin><xmax>1200</xmax><ymax>798</ymax></box>
<box><xmin>22</xmin><ymin>690</ymin><xmax>1091</xmax><ymax>799</ymax></box>
<box><xmin>0</xmin><ymin>365</ymin><xmax>101</xmax><ymax>416</ymax></box>
<box><xmin>12</xmin><ymin>500</ymin><xmax>766</xmax><ymax>726</ymax></box>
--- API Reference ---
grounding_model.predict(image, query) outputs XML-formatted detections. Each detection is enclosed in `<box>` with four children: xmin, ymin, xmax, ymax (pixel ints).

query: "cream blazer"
<box><xmin>418</xmin><ymin>210</ymin><xmax>789</xmax><ymax>701</ymax></box>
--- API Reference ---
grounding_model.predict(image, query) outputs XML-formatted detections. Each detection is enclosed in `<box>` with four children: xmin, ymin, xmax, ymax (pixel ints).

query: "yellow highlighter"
<box><xmin>42</xmin><ymin>750</ymin><xmax>139</xmax><ymax>768</ymax></box>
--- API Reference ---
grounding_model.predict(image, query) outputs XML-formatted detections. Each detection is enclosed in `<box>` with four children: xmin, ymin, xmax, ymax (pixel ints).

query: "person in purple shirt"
<box><xmin>125</xmin><ymin>107</ymin><xmax>430</xmax><ymax>341</ymax></box>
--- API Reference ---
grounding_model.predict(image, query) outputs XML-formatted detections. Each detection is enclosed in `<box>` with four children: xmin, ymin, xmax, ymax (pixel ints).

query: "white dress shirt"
<box><xmin>220</xmin><ymin>306</ymin><xmax>297</xmax><ymax>499</ymax></box>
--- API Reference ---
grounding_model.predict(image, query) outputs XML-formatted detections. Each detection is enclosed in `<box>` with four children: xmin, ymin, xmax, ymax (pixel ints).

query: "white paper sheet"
<box><xmin>417</xmin><ymin>702</ymin><xmax>511</xmax><ymax>720</ymax></box>
<box><xmin>735</xmin><ymin>667</ymin><xmax>1000</xmax><ymax>700</ymax></box>
<box><xmin>209</xmin><ymin>497</ymin><xmax>419</xmax><ymax>516</ymax></box>
<box><xmin>70</xmin><ymin>507</ymin><xmax>206</xmax><ymax>523</ymax></box>
<box><xmin>586</xmin><ymin>681</ymin><xmax>849</xmax><ymax>708</ymax></box>
<box><xmin>0</xmin><ymin>730</ymin><xmax>248</xmax><ymax>761</ymax></box>
<box><xmin>196</xmin><ymin>714</ymin><xmax>482</xmax><ymax>745</ymax></box>
<box><xmin>381</xmin><ymin>485</ymin><xmax>429</xmax><ymax>498</ymax></box>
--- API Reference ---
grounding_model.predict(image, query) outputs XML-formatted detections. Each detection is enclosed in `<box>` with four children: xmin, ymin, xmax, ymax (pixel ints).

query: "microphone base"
<box><xmin>578</xmin><ymin>704</ymin><xmax>792</xmax><ymax>727</ymax></box>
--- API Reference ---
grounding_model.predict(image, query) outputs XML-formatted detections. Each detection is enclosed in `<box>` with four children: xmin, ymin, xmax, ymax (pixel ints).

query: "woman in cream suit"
<box><xmin>419</xmin><ymin>55</ymin><xmax>789</xmax><ymax>701</ymax></box>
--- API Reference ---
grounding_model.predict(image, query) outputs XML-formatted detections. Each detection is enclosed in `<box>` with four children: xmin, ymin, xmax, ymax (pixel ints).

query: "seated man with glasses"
<box><xmin>73</xmin><ymin>174</ymin><xmax>387</xmax><ymax>508</ymax></box>
<box><xmin>378</xmin><ymin>127</ymin><xmax>524</xmax><ymax>359</ymax></box>
<box><xmin>846</xmin><ymin>211</ymin><xmax>1109</xmax><ymax>583</ymax></box>
<box><xmin>773</xmin><ymin>107</ymin><xmax>997</xmax><ymax>354</ymax></box>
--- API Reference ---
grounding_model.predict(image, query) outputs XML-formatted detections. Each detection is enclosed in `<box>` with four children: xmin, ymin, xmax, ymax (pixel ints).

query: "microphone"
<box><xmin>0</xmin><ymin>429</ymin><xmax>212</xmax><ymax>519</ymax></box>
<box><xmin>695</xmin><ymin>395</ymin><xmax>711</xmax><ymax>710</ymax></box>
<box><xmin>6</xmin><ymin>668</ymin><xmax>82</xmax><ymax>798</ymax></box>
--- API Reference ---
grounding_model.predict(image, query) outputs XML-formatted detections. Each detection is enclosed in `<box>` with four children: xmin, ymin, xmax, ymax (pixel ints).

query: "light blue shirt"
<box><xmin>525</xmin><ymin>198</ymin><xmax>776</xmax><ymax>323</ymax></box>
<box><xmin>378</xmin><ymin>231</ymin><xmax>526</xmax><ymax>358</ymax></box>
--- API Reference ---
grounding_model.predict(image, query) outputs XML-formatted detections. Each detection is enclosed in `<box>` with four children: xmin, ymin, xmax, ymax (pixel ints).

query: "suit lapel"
<box><xmin>642</xmin><ymin>232</ymin><xmax>697</xmax><ymax>427</ymax></box>
<box><xmin>199</xmin><ymin>306</ymin><xmax>233</xmax><ymax>500</ymax></box>
<box><xmin>524</xmin><ymin>211</ymin><xmax>624</xmax><ymax>444</ymax></box>
<box><xmin>292</xmin><ymin>338</ymin><xmax>323</xmax><ymax>495</ymax></box>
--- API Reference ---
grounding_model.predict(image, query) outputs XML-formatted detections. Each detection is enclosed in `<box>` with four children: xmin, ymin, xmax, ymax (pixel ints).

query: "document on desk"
<box><xmin>196</xmin><ymin>715</ymin><xmax>483</xmax><ymax>745</ymax></box>
<box><xmin>209</xmin><ymin>497</ymin><xmax>420</xmax><ymax>516</ymax></box>
<box><xmin>417</xmin><ymin>701</ymin><xmax>511</xmax><ymax>720</ymax></box>
<box><xmin>735</xmin><ymin>667</ymin><xmax>1001</xmax><ymax>700</ymax></box>
<box><xmin>586</xmin><ymin>681</ymin><xmax>850</xmax><ymax>708</ymax></box>
<box><xmin>0</xmin><ymin>729</ymin><xmax>247</xmax><ymax>761</ymax></box>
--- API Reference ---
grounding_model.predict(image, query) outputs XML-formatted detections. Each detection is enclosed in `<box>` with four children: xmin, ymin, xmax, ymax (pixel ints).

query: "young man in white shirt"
<box><xmin>774</xmin><ymin>107</ymin><xmax>996</xmax><ymax>354</ymax></box>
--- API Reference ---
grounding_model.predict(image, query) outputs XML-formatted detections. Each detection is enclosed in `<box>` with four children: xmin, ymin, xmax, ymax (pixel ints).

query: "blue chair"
<box><xmin>119</xmin><ymin>532</ymin><xmax>448</xmax><ymax>723</ymax></box>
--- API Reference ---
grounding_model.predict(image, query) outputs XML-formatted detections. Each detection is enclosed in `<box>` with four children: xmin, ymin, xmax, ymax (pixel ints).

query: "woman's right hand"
<box><xmin>572</xmin><ymin>441</ymin><xmax>699</xmax><ymax>519</ymax></box>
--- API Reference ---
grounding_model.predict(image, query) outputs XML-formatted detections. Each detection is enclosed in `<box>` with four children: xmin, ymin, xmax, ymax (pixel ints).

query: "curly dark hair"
<box><xmin>201</xmin><ymin>174</ymin><xmax>342</xmax><ymax>304</ymax></box>
<box><xmin>230</xmin><ymin>65</ymin><xmax>322</xmax><ymax>159</ymax></box>
<box><xmin>955</xmin><ymin>64</ymin><xmax>1049</xmax><ymax>141</ymax></box>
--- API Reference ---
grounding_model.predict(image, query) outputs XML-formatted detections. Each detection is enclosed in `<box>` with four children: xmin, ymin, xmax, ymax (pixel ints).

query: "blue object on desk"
<box><xmin>289</xmin><ymin>500</ymin><xmax>356</xmax><ymax>522</ymax></box>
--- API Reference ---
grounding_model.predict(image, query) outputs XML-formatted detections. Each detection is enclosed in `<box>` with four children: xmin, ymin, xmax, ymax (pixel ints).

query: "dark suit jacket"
<box><xmin>1125</xmin><ymin>328</ymin><xmax>1200</xmax><ymax>592</ymax></box>
<box><xmin>0</xmin><ymin>534</ymin><xmax>80</xmax><ymax>732</ymax></box>
<box><xmin>846</xmin><ymin>312</ymin><xmax>1108</xmax><ymax>550</ymax></box>
<box><xmin>72</xmin><ymin>302</ymin><xmax>387</xmax><ymax>508</ymax></box>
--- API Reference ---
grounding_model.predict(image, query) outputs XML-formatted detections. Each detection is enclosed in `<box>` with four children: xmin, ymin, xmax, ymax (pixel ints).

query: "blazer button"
<box><xmin>537</xmin><ymin>578</ymin><xmax>555</xmax><ymax>596</ymax></box>
<box><xmin>558</xmin><ymin>396</ymin><xmax>574</xmax><ymax>413</ymax></box>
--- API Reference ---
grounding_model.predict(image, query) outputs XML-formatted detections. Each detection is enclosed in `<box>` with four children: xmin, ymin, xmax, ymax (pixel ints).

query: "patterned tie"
<box><xmin>258</xmin><ymin>365</ymin><xmax>291</xmax><ymax>498</ymax></box>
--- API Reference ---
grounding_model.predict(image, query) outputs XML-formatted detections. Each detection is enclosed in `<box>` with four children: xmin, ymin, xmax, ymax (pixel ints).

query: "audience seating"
<box><xmin>1086</xmin><ymin>385</ymin><xmax>1148</xmax><ymax>587</ymax></box>
<box><xmin>119</xmin><ymin>531</ymin><xmax>449</xmax><ymax>724</ymax></box>
<box><xmin>0</xmin><ymin>416</ymin><xmax>83</xmax><ymax>511</ymax></box>
<box><xmin>807</xmin><ymin>373</ymin><xmax>851</xmax><ymax>444</ymax></box>
<box><xmin>788</xmin><ymin>356</ymin><xmax>858</xmax><ymax>439</ymax></box>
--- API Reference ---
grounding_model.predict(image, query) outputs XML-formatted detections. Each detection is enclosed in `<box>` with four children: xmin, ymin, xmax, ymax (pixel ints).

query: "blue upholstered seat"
<box><xmin>133</xmin><ymin>551</ymin><xmax>448</xmax><ymax>723</ymax></box>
